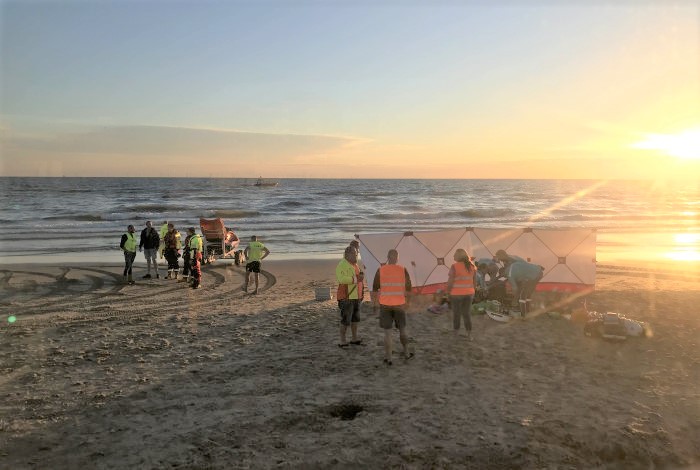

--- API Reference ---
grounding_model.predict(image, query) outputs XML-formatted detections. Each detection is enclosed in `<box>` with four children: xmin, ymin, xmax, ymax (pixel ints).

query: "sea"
<box><xmin>0</xmin><ymin>177</ymin><xmax>698</xmax><ymax>267</ymax></box>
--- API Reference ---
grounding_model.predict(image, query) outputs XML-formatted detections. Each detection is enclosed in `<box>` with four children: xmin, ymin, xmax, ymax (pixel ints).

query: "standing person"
<box><xmin>447</xmin><ymin>249</ymin><xmax>477</xmax><ymax>340</ymax></box>
<box><xmin>243</xmin><ymin>235</ymin><xmax>270</xmax><ymax>294</ymax></box>
<box><xmin>349</xmin><ymin>239</ymin><xmax>365</xmax><ymax>305</ymax></box>
<box><xmin>179</xmin><ymin>228</ymin><xmax>194</xmax><ymax>284</ymax></box>
<box><xmin>159</xmin><ymin>220</ymin><xmax>169</xmax><ymax>260</ymax></box>
<box><xmin>371</xmin><ymin>249</ymin><xmax>413</xmax><ymax>365</ymax></box>
<box><xmin>336</xmin><ymin>246</ymin><xmax>363</xmax><ymax>348</ymax></box>
<box><xmin>139</xmin><ymin>221</ymin><xmax>161</xmax><ymax>279</ymax></box>
<box><xmin>505</xmin><ymin>259</ymin><xmax>544</xmax><ymax>317</ymax></box>
<box><xmin>119</xmin><ymin>224</ymin><xmax>137</xmax><ymax>285</ymax></box>
<box><xmin>188</xmin><ymin>228</ymin><xmax>203</xmax><ymax>289</ymax></box>
<box><xmin>163</xmin><ymin>223</ymin><xmax>181</xmax><ymax>280</ymax></box>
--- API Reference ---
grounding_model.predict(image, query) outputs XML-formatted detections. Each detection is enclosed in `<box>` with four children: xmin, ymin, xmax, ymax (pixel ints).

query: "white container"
<box><xmin>315</xmin><ymin>287</ymin><xmax>333</xmax><ymax>301</ymax></box>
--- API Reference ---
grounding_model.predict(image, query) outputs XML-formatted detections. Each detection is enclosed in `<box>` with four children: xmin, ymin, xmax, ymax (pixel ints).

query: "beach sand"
<box><xmin>1</xmin><ymin>259</ymin><xmax>699</xmax><ymax>469</ymax></box>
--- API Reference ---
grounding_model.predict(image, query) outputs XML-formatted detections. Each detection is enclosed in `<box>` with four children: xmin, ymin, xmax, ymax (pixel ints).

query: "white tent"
<box><xmin>357</xmin><ymin>228</ymin><xmax>596</xmax><ymax>294</ymax></box>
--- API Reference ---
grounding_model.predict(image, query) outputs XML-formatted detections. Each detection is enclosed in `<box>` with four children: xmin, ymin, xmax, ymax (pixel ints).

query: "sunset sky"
<box><xmin>1</xmin><ymin>1</ymin><xmax>699</xmax><ymax>179</ymax></box>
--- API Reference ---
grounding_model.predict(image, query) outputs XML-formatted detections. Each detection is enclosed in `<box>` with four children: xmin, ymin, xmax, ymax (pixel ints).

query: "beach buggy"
<box><xmin>199</xmin><ymin>217</ymin><xmax>244</xmax><ymax>265</ymax></box>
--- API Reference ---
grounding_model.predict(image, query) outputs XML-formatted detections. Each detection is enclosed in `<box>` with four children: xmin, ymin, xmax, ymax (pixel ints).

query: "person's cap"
<box><xmin>495</xmin><ymin>249</ymin><xmax>508</xmax><ymax>258</ymax></box>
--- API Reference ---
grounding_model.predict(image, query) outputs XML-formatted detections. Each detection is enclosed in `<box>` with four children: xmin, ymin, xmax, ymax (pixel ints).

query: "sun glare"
<box><xmin>665</xmin><ymin>233</ymin><xmax>700</xmax><ymax>262</ymax></box>
<box><xmin>633</xmin><ymin>128</ymin><xmax>700</xmax><ymax>160</ymax></box>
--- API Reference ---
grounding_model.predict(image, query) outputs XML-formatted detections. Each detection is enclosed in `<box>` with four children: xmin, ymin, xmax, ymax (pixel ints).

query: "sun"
<box><xmin>632</xmin><ymin>128</ymin><xmax>700</xmax><ymax>160</ymax></box>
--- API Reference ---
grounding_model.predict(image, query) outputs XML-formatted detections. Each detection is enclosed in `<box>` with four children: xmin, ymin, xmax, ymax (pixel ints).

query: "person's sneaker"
<box><xmin>142</xmin><ymin>274</ymin><xmax>151</xmax><ymax>279</ymax></box>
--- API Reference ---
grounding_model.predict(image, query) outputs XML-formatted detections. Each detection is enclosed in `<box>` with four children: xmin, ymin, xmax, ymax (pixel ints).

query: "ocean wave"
<box><xmin>456</xmin><ymin>208</ymin><xmax>517</xmax><ymax>218</ymax></box>
<box><xmin>291</xmin><ymin>239</ymin><xmax>338</xmax><ymax>246</ymax></box>
<box><xmin>131</xmin><ymin>204</ymin><xmax>175</xmax><ymax>213</ymax></box>
<box><xmin>268</xmin><ymin>200</ymin><xmax>306</xmax><ymax>209</ymax></box>
<box><xmin>43</xmin><ymin>214</ymin><xmax>105</xmax><ymax>222</ymax></box>
<box><xmin>212</xmin><ymin>209</ymin><xmax>260</xmax><ymax>219</ymax></box>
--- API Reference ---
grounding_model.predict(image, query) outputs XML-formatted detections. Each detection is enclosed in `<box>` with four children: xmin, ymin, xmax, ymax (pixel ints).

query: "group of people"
<box><xmin>335</xmin><ymin>241</ymin><xmax>415</xmax><ymax>366</ymax></box>
<box><xmin>335</xmin><ymin>242</ymin><xmax>544</xmax><ymax>365</ymax></box>
<box><xmin>119</xmin><ymin>221</ymin><xmax>204</xmax><ymax>289</ymax></box>
<box><xmin>476</xmin><ymin>249</ymin><xmax>544</xmax><ymax>317</ymax></box>
<box><xmin>119</xmin><ymin>221</ymin><xmax>271</xmax><ymax>293</ymax></box>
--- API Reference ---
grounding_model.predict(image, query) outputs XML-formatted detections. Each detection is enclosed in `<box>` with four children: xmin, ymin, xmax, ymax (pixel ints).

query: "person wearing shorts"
<box><xmin>336</xmin><ymin>246</ymin><xmax>363</xmax><ymax>348</ymax></box>
<box><xmin>139</xmin><ymin>220</ymin><xmax>161</xmax><ymax>279</ymax></box>
<box><xmin>372</xmin><ymin>249</ymin><xmax>413</xmax><ymax>365</ymax></box>
<box><xmin>243</xmin><ymin>235</ymin><xmax>270</xmax><ymax>294</ymax></box>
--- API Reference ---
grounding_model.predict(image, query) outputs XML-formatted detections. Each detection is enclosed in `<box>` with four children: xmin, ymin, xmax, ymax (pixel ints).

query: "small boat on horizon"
<box><xmin>254</xmin><ymin>177</ymin><xmax>279</xmax><ymax>187</ymax></box>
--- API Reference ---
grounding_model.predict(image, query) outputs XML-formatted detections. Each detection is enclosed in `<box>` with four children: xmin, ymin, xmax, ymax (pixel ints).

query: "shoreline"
<box><xmin>1</xmin><ymin>256</ymin><xmax>698</xmax><ymax>279</ymax></box>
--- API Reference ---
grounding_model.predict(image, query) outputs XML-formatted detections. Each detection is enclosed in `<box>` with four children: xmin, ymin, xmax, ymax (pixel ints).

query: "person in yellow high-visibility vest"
<box><xmin>336</xmin><ymin>246</ymin><xmax>363</xmax><ymax>348</ymax></box>
<box><xmin>188</xmin><ymin>229</ymin><xmax>203</xmax><ymax>289</ymax></box>
<box><xmin>158</xmin><ymin>221</ymin><xmax>169</xmax><ymax>259</ymax></box>
<box><xmin>119</xmin><ymin>224</ymin><xmax>137</xmax><ymax>285</ymax></box>
<box><xmin>243</xmin><ymin>235</ymin><xmax>270</xmax><ymax>294</ymax></box>
<box><xmin>371</xmin><ymin>249</ymin><xmax>413</xmax><ymax>365</ymax></box>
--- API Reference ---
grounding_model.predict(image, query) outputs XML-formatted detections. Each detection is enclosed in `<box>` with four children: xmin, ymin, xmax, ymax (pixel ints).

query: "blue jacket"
<box><xmin>507</xmin><ymin>260</ymin><xmax>543</xmax><ymax>291</ymax></box>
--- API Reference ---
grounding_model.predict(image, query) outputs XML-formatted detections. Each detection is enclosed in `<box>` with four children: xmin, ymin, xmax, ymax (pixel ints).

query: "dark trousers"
<box><xmin>182</xmin><ymin>254</ymin><xmax>191</xmax><ymax>276</ymax></box>
<box><xmin>164</xmin><ymin>248</ymin><xmax>180</xmax><ymax>270</ymax></box>
<box><xmin>450</xmin><ymin>295</ymin><xmax>474</xmax><ymax>331</ymax></box>
<box><xmin>515</xmin><ymin>274</ymin><xmax>542</xmax><ymax>316</ymax></box>
<box><xmin>123</xmin><ymin>251</ymin><xmax>136</xmax><ymax>276</ymax></box>
<box><xmin>191</xmin><ymin>252</ymin><xmax>202</xmax><ymax>287</ymax></box>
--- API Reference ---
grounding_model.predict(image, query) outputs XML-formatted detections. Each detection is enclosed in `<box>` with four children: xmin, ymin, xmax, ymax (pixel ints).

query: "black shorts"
<box><xmin>246</xmin><ymin>261</ymin><xmax>261</xmax><ymax>273</ymax></box>
<box><xmin>338</xmin><ymin>299</ymin><xmax>360</xmax><ymax>326</ymax></box>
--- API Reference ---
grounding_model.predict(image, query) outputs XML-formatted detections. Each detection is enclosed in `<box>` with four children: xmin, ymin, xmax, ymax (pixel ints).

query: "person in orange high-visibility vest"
<box><xmin>447</xmin><ymin>248</ymin><xmax>477</xmax><ymax>340</ymax></box>
<box><xmin>371</xmin><ymin>249</ymin><xmax>413</xmax><ymax>365</ymax></box>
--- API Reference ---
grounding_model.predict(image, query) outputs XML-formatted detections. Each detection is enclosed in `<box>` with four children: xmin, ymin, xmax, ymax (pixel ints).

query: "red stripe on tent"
<box><xmin>411</xmin><ymin>282</ymin><xmax>594</xmax><ymax>295</ymax></box>
<box><xmin>412</xmin><ymin>283</ymin><xmax>447</xmax><ymax>295</ymax></box>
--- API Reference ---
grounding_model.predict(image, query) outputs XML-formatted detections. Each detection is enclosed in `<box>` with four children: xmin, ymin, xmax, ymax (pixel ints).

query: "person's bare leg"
<box><xmin>399</xmin><ymin>327</ymin><xmax>409</xmax><ymax>357</ymax></box>
<box><xmin>339</xmin><ymin>325</ymin><xmax>347</xmax><ymax>345</ymax></box>
<box><xmin>254</xmin><ymin>273</ymin><xmax>259</xmax><ymax>294</ymax></box>
<box><xmin>383</xmin><ymin>329</ymin><xmax>392</xmax><ymax>363</ymax></box>
<box><xmin>350</xmin><ymin>322</ymin><xmax>359</xmax><ymax>342</ymax></box>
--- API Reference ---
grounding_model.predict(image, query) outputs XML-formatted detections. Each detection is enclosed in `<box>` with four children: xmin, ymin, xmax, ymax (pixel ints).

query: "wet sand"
<box><xmin>1</xmin><ymin>259</ymin><xmax>699</xmax><ymax>469</ymax></box>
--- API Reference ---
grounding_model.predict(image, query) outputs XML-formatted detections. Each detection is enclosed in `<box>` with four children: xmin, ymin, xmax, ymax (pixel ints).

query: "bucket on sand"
<box><xmin>315</xmin><ymin>287</ymin><xmax>333</xmax><ymax>301</ymax></box>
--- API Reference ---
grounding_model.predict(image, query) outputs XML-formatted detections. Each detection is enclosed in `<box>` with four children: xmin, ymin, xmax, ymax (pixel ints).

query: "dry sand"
<box><xmin>0</xmin><ymin>259</ymin><xmax>699</xmax><ymax>469</ymax></box>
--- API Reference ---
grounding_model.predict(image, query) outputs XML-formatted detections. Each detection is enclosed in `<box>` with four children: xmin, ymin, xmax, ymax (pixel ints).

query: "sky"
<box><xmin>1</xmin><ymin>0</ymin><xmax>699</xmax><ymax>179</ymax></box>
